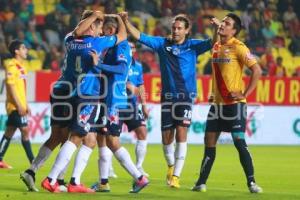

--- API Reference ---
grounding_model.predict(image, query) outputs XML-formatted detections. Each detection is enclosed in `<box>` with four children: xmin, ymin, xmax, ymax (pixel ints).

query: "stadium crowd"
<box><xmin>0</xmin><ymin>0</ymin><xmax>299</xmax><ymax>76</ymax></box>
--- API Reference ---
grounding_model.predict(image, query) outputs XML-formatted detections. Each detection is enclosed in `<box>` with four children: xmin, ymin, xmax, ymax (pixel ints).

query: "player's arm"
<box><xmin>229</xmin><ymin>46</ymin><xmax>262</xmax><ymax>101</ymax></box>
<box><xmin>73</xmin><ymin>11</ymin><xmax>104</xmax><ymax>37</ymax></box>
<box><xmin>6</xmin><ymin>84</ymin><xmax>27</xmax><ymax>115</ymax></box>
<box><xmin>138</xmin><ymin>84</ymin><xmax>149</xmax><ymax>119</ymax></box>
<box><xmin>210</xmin><ymin>17</ymin><xmax>220</xmax><ymax>45</ymax></box>
<box><xmin>105</xmin><ymin>14</ymin><xmax>127</xmax><ymax>44</ymax></box>
<box><xmin>119</xmin><ymin>12</ymin><xmax>141</xmax><ymax>40</ymax></box>
<box><xmin>243</xmin><ymin>63</ymin><xmax>261</xmax><ymax>98</ymax></box>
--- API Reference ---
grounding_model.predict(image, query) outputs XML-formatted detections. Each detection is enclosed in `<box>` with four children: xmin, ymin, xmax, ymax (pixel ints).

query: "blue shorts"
<box><xmin>6</xmin><ymin>110</ymin><xmax>28</xmax><ymax>128</ymax></box>
<box><xmin>50</xmin><ymin>87</ymin><xmax>72</xmax><ymax>128</ymax></box>
<box><xmin>69</xmin><ymin>98</ymin><xmax>99</xmax><ymax>136</ymax></box>
<box><xmin>205</xmin><ymin>103</ymin><xmax>247</xmax><ymax>133</ymax></box>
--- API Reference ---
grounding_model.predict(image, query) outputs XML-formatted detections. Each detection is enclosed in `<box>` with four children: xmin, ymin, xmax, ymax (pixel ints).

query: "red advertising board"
<box><xmin>35</xmin><ymin>72</ymin><xmax>300</xmax><ymax>105</ymax></box>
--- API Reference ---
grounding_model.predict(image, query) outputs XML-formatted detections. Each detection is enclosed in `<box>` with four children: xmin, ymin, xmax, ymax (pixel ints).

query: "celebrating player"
<box><xmin>120</xmin><ymin>12</ymin><xmax>218</xmax><ymax>188</ymax></box>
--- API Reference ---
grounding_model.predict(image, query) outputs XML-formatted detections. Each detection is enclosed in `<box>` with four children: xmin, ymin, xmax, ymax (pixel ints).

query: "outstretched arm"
<box><xmin>210</xmin><ymin>17</ymin><xmax>220</xmax><ymax>45</ymax></box>
<box><xmin>119</xmin><ymin>12</ymin><xmax>141</xmax><ymax>40</ymax></box>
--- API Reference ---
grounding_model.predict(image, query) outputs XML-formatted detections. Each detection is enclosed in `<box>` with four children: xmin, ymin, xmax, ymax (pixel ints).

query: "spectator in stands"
<box><xmin>289</xmin><ymin>31</ymin><xmax>300</xmax><ymax>56</ymax></box>
<box><xmin>260</xmin><ymin>46</ymin><xmax>276</xmax><ymax>76</ymax></box>
<box><xmin>25</xmin><ymin>19</ymin><xmax>48</xmax><ymax>51</ymax></box>
<box><xmin>18</xmin><ymin>2</ymin><xmax>32</xmax><ymax>24</ymax></box>
<box><xmin>246</xmin><ymin>20</ymin><xmax>265</xmax><ymax>50</ymax></box>
<box><xmin>43</xmin><ymin>45</ymin><xmax>62</xmax><ymax>71</ymax></box>
<box><xmin>269</xmin><ymin>56</ymin><xmax>286</xmax><ymax>77</ymax></box>
<box><xmin>283</xmin><ymin>4</ymin><xmax>297</xmax><ymax>29</ymax></box>
<box><xmin>262</xmin><ymin>21</ymin><xmax>276</xmax><ymax>41</ymax></box>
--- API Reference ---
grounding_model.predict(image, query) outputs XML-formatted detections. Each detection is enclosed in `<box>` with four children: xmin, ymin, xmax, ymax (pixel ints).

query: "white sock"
<box><xmin>71</xmin><ymin>145</ymin><xmax>93</xmax><ymax>185</ymax></box>
<box><xmin>173</xmin><ymin>142</ymin><xmax>187</xmax><ymax>177</ymax></box>
<box><xmin>163</xmin><ymin>142</ymin><xmax>175</xmax><ymax>166</ymax></box>
<box><xmin>135</xmin><ymin>140</ymin><xmax>147</xmax><ymax>168</ymax></box>
<box><xmin>30</xmin><ymin>144</ymin><xmax>52</xmax><ymax>172</ymax></box>
<box><xmin>98</xmin><ymin>146</ymin><xmax>112</xmax><ymax>181</ymax></box>
<box><xmin>48</xmin><ymin>141</ymin><xmax>77</xmax><ymax>185</ymax></box>
<box><xmin>57</xmin><ymin>161</ymin><xmax>69</xmax><ymax>181</ymax></box>
<box><xmin>114</xmin><ymin>147</ymin><xmax>142</xmax><ymax>180</ymax></box>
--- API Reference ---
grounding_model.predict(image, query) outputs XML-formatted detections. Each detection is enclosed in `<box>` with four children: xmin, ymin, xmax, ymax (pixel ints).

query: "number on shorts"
<box><xmin>184</xmin><ymin>109</ymin><xmax>192</xmax><ymax>119</ymax></box>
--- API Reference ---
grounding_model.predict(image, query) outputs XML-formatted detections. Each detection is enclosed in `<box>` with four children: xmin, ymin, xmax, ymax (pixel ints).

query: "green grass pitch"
<box><xmin>0</xmin><ymin>144</ymin><xmax>299</xmax><ymax>200</ymax></box>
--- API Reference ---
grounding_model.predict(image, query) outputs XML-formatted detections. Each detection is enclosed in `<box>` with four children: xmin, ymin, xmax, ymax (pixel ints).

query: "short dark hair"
<box><xmin>226</xmin><ymin>13</ymin><xmax>242</xmax><ymax>36</ymax></box>
<box><xmin>8</xmin><ymin>40</ymin><xmax>23</xmax><ymax>56</ymax></box>
<box><xmin>104</xmin><ymin>16</ymin><xmax>119</xmax><ymax>32</ymax></box>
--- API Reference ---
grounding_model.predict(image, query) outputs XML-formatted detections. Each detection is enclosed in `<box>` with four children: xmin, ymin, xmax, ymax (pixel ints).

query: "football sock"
<box><xmin>173</xmin><ymin>142</ymin><xmax>187</xmax><ymax>177</ymax></box>
<box><xmin>233</xmin><ymin>139</ymin><xmax>255</xmax><ymax>186</ymax></box>
<box><xmin>21</xmin><ymin>139</ymin><xmax>35</xmax><ymax>163</ymax></box>
<box><xmin>114</xmin><ymin>147</ymin><xmax>142</xmax><ymax>180</ymax></box>
<box><xmin>196</xmin><ymin>147</ymin><xmax>216</xmax><ymax>185</ymax></box>
<box><xmin>0</xmin><ymin>135</ymin><xmax>11</xmax><ymax>161</ymax></box>
<box><xmin>71</xmin><ymin>145</ymin><xmax>93</xmax><ymax>185</ymax></box>
<box><xmin>99</xmin><ymin>146</ymin><xmax>112</xmax><ymax>182</ymax></box>
<box><xmin>30</xmin><ymin>144</ymin><xmax>52</xmax><ymax>172</ymax></box>
<box><xmin>48</xmin><ymin>141</ymin><xmax>77</xmax><ymax>185</ymax></box>
<box><xmin>135</xmin><ymin>140</ymin><xmax>147</xmax><ymax>168</ymax></box>
<box><xmin>163</xmin><ymin>143</ymin><xmax>175</xmax><ymax>167</ymax></box>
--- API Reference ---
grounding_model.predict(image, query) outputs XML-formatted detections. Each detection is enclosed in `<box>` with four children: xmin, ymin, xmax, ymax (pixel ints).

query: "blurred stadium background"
<box><xmin>0</xmin><ymin>0</ymin><xmax>299</xmax><ymax>199</ymax></box>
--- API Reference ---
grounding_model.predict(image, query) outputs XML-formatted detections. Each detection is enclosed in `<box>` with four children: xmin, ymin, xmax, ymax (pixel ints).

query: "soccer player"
<box><xmin>41</xmin><ymin>11</ymin><xmax>127</xmax><ymax>193</ymax></box>
<box><xmin>20</xmin><ymin>10</ymin><xmax>105</xmax><ymax>192</ymax></box>
<box><xmin>191</xmin><ymin>13</ymin><xmax>263</xmax><ymax>193</ymax></box>
<box><xmin>120</xmin><ymin>12</ymin><xmax>218</xmax><ymax>188</ymax></box>
<box><xmin>90</xmin><ymin>16</ymin><xmax>149</xmax><ymax>193</ymax></box>
<box><xmin>125</xmin><ymin>41</ymin><xmax>149</xmax><ymax>177</ymax></box>
<box><xmin>0</xmin><ymin>40</ymin><xmax>34</xmax><ymax>169</ymax></box>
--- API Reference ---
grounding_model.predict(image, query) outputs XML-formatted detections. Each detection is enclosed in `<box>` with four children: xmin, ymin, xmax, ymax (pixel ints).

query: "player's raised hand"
<box><xmin>93</xmin><ymin>10</ymin><xmax>104</xmax><ymax>20</ymax></box>
<box><xmin>118</xmin><ymin>12</ymin><xmax>128</xmax><ymax>22</ymax></box>
<box><xmin>210</xmin><ymin>17</ymin><xmax>220</xmax><ymax>28</ymax></box>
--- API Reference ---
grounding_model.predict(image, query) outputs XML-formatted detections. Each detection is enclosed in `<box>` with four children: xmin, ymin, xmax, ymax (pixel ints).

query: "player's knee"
<box><xmin>231</xmin><ymin>132</ymin><xmax>245</xmax><ymax>141</ymax></box>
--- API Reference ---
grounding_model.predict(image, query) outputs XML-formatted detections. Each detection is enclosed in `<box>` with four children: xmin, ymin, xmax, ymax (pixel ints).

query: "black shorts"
<box><xmin>105</xmin><ymin>109</ymin><xmax>127</xmax><ymax>137</ymax></box>
<box><xmin>6</xmin><ymin>110</ymin><xmax>28</xmax><ymax>128</ymax></box>
<box><xmin>123</xmin><ymin>105</ymin><xmax>146</xmax><ymax>132</ymax></box>
<box><xmin>69</xmin><ymin>98</ymin><xmax>99</xmax><ymax>136</ymax></box>
<box><xmin>161</xmin><ymin>101</ymin><xmax>192</xmax><ymax>131</ymax></box>
<box><xmin>205</xmin><ymin>102</ymin><xmax>247</xmax><ymax>133</ymax></box>
<box><xmin>50</xmin><ymin>87</ymin><xmax>72</xmax><ymax>127</ymax></box>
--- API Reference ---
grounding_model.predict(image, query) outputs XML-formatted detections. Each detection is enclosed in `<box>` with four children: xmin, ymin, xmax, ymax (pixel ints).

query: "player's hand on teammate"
<box><xmin>89</xmin><ymin>49</ymin><xmax>100</xmax><ymax>66</ymax></box>
<box><xmin>228</xmin><ymin>91</ymin><xmax>245</xmax><ymax>101</ymax></box>
<box><xmin>210</xmin><ymin>17</ymin><xmax>221</xmax><ymax>29</ymax></box>
<box><xmin>118</xmin><ymin>12</ymin><xmax>128</xmax><ymax>22</ymax></box>
<box><xmin>93</xmin><ymin>10</ymin><xmax>104</xmax><ymax>20</ymax></box>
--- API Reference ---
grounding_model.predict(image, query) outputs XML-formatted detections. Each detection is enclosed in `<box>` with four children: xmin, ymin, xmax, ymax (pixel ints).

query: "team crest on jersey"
<box><xmin>118</xmin><ymin>54</ymin><xmax>127</xmax><ymax>62</ymax></box>
<box><xmin>172</xmin><ymin>47</ymin><xmax>180</xmax><ymax>55</ymax></box>
<box><xmin>246</xmin><ymin>52</ymin><xmax>255</xmax><ymax>60</ymax></box>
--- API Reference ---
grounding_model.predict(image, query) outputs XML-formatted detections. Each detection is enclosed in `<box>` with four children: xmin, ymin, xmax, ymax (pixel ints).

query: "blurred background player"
<box><xmin>0</xmin><ymin>40</ymin><xmax>34</xmax><ymax>169</ymax></box>
<box><xmin>125</xmin><ymin>40</ymin><xmax>149</xmax><ymax>177</ymax></box>
<box><xmin>20</xmin><ymin>10</ymin><xmax>105</xmax><ymax>192</ymax></box>
<box><xmin>120</xmin><ymin>12</ymin><xmax>218</xmax><ymax>188</ymax></box>
<box><xmin>90</xmin><ymin>15</ymin><xmax>149</xmax><ymax>193</ymax></box>
<box><xmin>192</xmin><ymin>13</ymin><xmax>263</xmax><ymax>193</ymax></box>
